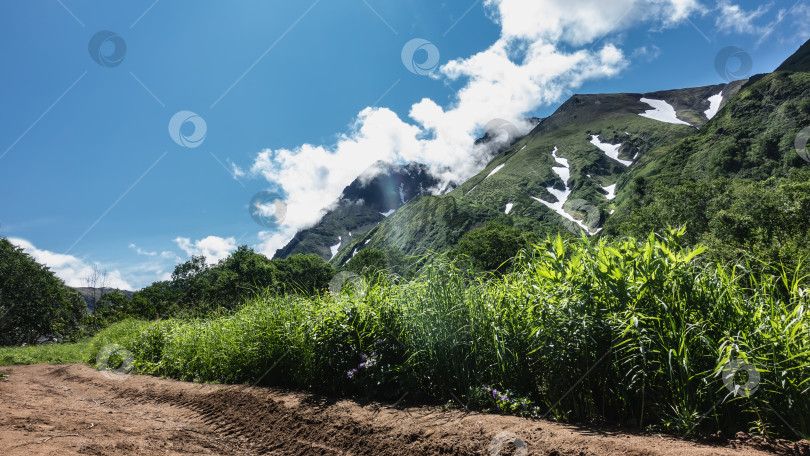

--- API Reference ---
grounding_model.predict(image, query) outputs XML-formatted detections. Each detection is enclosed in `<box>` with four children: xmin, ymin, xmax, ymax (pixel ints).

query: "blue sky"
<box><xmin>1</xmin><ymin>0</ymin><xmax>808</xmax><ymax>289</ymax></box>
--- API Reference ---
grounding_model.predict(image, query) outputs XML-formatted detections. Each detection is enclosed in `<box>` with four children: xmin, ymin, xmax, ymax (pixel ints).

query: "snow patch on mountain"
<box><xmin>531</xmin><ymin>196</ymin><xmax>594</xmax><ymax>234</ymax></box>
<box><xmin>505</xmin><ymin>202</ymin><xmax>513</xmax><ymax>214</ymax></box>
<box><xmin>590</xmin><ymin>135</ymin><xmax>632</xmax><ymax>166</ymax></box>
<box><xmin>532</xmin><ymin>147</ymin><xmax>600</xmax><ymax>235</ymax></box>
<box><xmin>639</xmin><ymin>98</ymin><xmax>692</xmax><ymax>126</ymax></box>
<box><xmin>602</xmin><ymin>183</ymin><xmax>617</xmax><ymax>200</ymax></box>
<box><xmin>704</xmin><ymin>92</ymin><xmax>723</xmax><ymax>120</ymax></box>
<box><xmin>550</xmin><ymin>147</ymin><xmax>570</xmax><ymax>183</ymax></box>
<box><xmin>330</xmin><ymin>236</ymin><xmax>342</xmax><ymax>260</ymax></box>
<box><xmin>486</xmin><ymin>163</ymin><xmax>506</xmax><ymax>179</ymax></box>
<box><xmin>380</xmin><ymin>209</ymin><xmax>395</xmax><ymax>217</ymax></box>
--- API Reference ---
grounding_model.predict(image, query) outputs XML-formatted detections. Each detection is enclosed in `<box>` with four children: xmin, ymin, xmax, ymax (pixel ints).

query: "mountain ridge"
<box><xmin>280</xmin><ymin>39</ymin><xmax>810</xmax><ymax>271</ymax></box>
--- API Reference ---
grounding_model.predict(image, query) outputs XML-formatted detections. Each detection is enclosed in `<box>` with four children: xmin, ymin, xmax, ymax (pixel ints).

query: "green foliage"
<box><xmin>0</xmin><ymin>339</ymin><xmax>93</xmax><ymax>365</ymax></box>
<box><xmin>451</xmin><ymin>221</ymin><xmax>533</xmax><ymax>272</ymax></box>
<box><xmin>89</xmin><ymin>231</ymin><xmax>809</xmax><ymax>439</ymax></box>
<box><xmin>108</xmin><ymin>247</ymin><xmax>335</xmax><ymax>322</ymax></box>
<box><xmin>344</xmin><ymin>247</ymin><xmax>407</xmax><ymax>280</ymax></box>
<box><xmin>607</xmin><ymin>172</ymin><xmax>810</xmax><ymax>277</ymax></box>
<box><xmin>0</xmin><ymin>237</ymin><xmax>87</xmax><ymax>345</ymax></box>
<box><xmin>274</xmin><ymin>253</ymin><xmax>335</xmax><ymax>294</ymax></box>
<box><xmin>81</xmin><ymin>291</ymin><xmax>133</xmax><ymax>334</ymax></box>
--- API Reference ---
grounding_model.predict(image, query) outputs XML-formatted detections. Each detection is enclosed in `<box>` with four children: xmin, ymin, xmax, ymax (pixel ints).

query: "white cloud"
<box><xmin>129</xmin><ymin>243</ymin><xmax>156</xmax><ymax>257</ymax></box>
<box><xmin>8</xmin><ymin>238</ymin><xmax>133</xmax><ymax>290</ymax></box>
<box><xmin>780</xmin><ymin>4</ymin><xmax>810</xmax><ymax>44</ymax></box>
<box><xmin>230</xmin><ymin>161</ymin><xmax>246</xmax><ymax>178</ymax></box>
<box><xmin>484</xmin><ymin>0</ymin><xmax>701</xmax><ymax>46</ymax></box>
<box><xmin>255</xmin><ymin>228</ymin><xmax>299</xmax><ymax>259</ymax></box>
<box><xmin>173</xmin><ymin>235</ymin><xmax>236</xmax><ymax>265</ymax></box>
<box><xmin>248</xmin><ymin>0</ymin><xmax>701</xmax><ymax>256</ymax></box>
<box><xmin>715</xmin><ymin>1</ymin><xmax>772</xmax><ymax>35</ymax></box>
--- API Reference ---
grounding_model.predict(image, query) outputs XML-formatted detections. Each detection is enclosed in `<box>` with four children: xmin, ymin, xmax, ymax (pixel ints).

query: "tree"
<box><xmin>207</xmin><ymin>245</ymin><xmax>278</xmax><ymax>307</ymax></box>
<box><xmin>344</xmin><ymin>247</ymin><xmax>407</xmax><ymax>279</ymax></box>
<box><xmin>451</xmin><ymin>222</ymin><xmax>531</xmax><ymax>272</ymax></box>
<box><xmin>0</xmin><ymin>238</ymin><xmax>86</xmax><ymax>345</ymax></box>
<box><xmin>273</xmin><ymin>254</ymin><xmax>335</xmax><ymax>294</ymax></box>
<box><xmin>83</xmin><ymin>263</ymin><xmax>109</xmax><ymax>311</ymax></box>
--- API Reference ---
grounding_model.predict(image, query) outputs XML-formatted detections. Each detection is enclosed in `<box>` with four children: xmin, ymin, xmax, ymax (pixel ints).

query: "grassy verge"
<box><xmin>0</xmin><ymin>338</ymin><xmax>93</xmax><ymax>365</ymax></box>
<box><xmin>87</xmin><ymin>228</ymin><xmax>809</xmax><ymax>440</ymax></box>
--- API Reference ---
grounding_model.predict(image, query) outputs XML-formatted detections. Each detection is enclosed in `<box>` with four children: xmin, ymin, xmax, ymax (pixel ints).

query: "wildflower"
<box><xmin>360</xmin><ymin>353</ymin><xmax>368</xmax><ymax>361</ymax></box>
<box><xmin>347</xmin><ymin>368</ymin><xmax>357</xmax><ymax>379</ymax></box>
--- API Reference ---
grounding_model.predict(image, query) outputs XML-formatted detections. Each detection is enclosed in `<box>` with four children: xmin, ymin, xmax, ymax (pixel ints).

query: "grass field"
<box><xmin>0</xmin><ymin>338</ymin><xmax>92</xmax><ymax>366</ymax></box>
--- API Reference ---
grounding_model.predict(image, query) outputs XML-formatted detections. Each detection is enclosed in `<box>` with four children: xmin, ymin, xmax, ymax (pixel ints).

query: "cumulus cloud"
<box><xmin>248</xmin><ymin>0</ymin><xmax>702</xmax><ymax>256</ymax></box>
<box><xmin>8</xmin><ymin>238</ymin><xmax>133</xmax><ymax>290</ymax></box>
<box><xmin>174</xmin><ymin>235</ymin><xmax>237</xmax><ymax>265</ymax></box>
<box><xmin>486</xmin><ymin>0</ymin><xmax>701</xmax><ymax>45</ymax></box>
<box><xmin>255</xmin><ymin>228</ymin><xmax>299</xmax><ymax>260</ymax></box>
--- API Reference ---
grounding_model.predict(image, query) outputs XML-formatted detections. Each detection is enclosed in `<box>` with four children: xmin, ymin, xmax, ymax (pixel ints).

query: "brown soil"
<box><xmin>1</xmin><ymin>364</ymin><xmax>807</xmax><ymax>455</ymax></box>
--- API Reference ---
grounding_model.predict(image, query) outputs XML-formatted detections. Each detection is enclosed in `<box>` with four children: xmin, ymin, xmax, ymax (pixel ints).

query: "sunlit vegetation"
<box><xmin>0</xmin><ymin>238</ymin><xmax>86</xmax><ymax>345</ymax></box>
<box><xmin>0</xmin><ymin>338</ymin><xmax>92</xmax><ymax>365</ymax></box>
<box><xmin>87</xmin><ymin>228</ymin><xmax>809</xmax><ymax>439</ymax></box>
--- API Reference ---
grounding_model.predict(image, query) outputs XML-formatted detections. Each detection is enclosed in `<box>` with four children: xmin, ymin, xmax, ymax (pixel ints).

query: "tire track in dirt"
<box><xmin>2</xmin><ymin>364</ymin><xmax>807</xmax><ymax>456</ymax></box>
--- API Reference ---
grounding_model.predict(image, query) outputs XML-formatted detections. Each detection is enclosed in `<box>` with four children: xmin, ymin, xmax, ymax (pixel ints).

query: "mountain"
<box><xmin>292</xmin><ymin>39</ymin><xmax>810</xmax><ymax>272</ymax></box>
<box><xmin>273</xmin><ymin>161</ymin><xmax>442</xmax><ymax>260</ymax></box>
<box><xmin>330</xmin><ymin>79</ymin><xmax>748</xmax><ymax>266</ymax></box>
<box><xmin>604</xmin><ymin>42</ymin><xmax>810</xmax><ymax>257</ymax></box>
<box><xmin>775</xmin><ymin>39</ymin><xmax>810</xmax><ymax>73</ymax></box>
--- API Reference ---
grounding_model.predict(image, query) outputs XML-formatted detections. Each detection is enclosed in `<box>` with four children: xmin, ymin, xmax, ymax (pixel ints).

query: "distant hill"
<box><xmin>72</xmin><ymin>287</ymin><xmax>134</xmax><ymax>311</ymax></box>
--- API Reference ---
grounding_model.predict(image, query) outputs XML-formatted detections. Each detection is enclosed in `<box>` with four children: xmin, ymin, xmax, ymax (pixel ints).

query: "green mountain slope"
<box><xmin>330</xmin><ymin>39</ymin><xmax>810</xmax><ymax>272</ymax></box>
<box><xmin>604</xmin><ymin>42</ymin><xmax>810</xmax><ymax>264</ymax></box>
<box><xmin>331</xmin><ymin>81</ymin><xmax>745</xmax><ymax>266</ymax></box>
<box><xmin>453</xmin><ymin>83</ymin><xmax>743</xmax><ymax>225</ymax></box>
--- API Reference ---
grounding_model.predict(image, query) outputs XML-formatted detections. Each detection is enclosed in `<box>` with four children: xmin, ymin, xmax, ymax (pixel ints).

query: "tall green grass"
<box><xmin>88</xmin><ymin>228</ymin><xmax>809</xmax><ymax>439</ymax></box>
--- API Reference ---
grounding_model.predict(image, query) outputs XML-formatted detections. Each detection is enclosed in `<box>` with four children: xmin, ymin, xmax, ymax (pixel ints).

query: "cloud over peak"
<box><xmin>248</xmin><ymin>0</ymin><xmax>702</xmax><ymax>257</ymax></box>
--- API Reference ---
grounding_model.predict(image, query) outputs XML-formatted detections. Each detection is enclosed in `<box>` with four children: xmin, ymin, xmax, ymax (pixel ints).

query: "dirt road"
<box><xmin>0</xmin><ymin>364</ymin><xmax>806</xmax><ymax>455</ymax></box>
